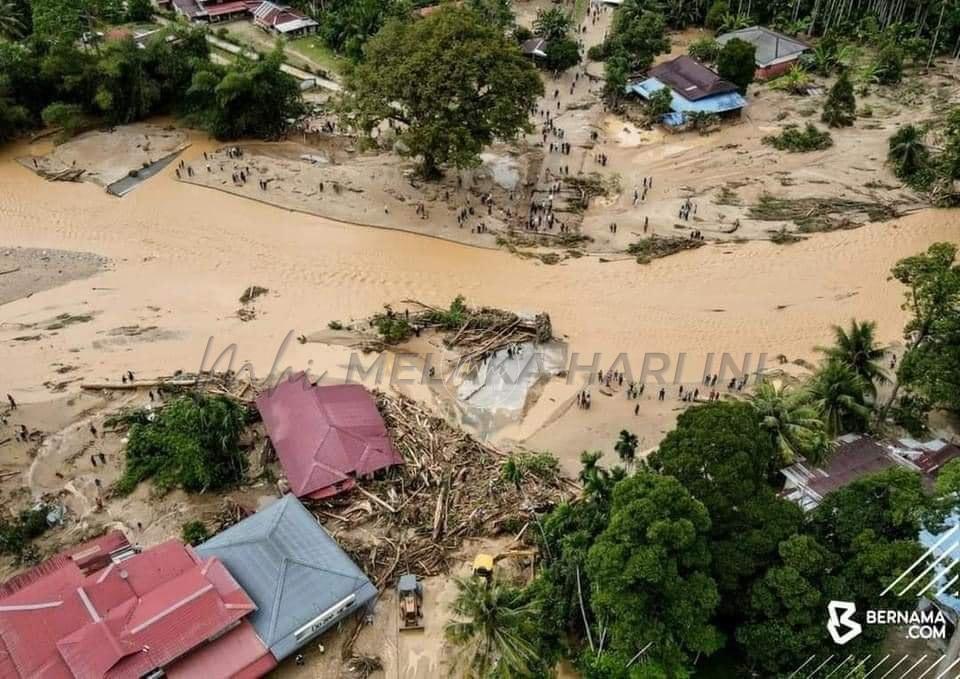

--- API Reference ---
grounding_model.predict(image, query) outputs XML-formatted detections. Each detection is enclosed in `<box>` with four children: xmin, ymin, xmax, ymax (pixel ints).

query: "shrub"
<box><xmin>768</xmin><ymin>66</ymin><xmax>812</xmax><ymax>95</ymax></box>
<box><xmin>688</xmin><ymin>38</ymin><xmax>720</xmax><ymax>64</ymax></box>
<box><xmin>0</xmin><ymin>505</ymin><xmax>52</xmax><ymax>563</ymax></box>
<box><xmin>586</xmin><ymin>43</ymin><xmax>605</xmax><ymax>61</ymax></box>
<box><xmin>874</xmin><ymin>44</ymin><xmax>903</xmax><ymax>85</ymax></box>
<box><xmin>762</xmin><ymin>123</ymin><xmax>833</xmax><ymax>152</ymax></box>
<box><xmin>514</xmin><ymin>26</ymin><xmax>533</xmax><ymax>43</ymax></box>
<box><xmin>181</xmin><ymin>520</ymin><xmax>211</xmax><ymax>546</ymax></box>
<box><xmin>821</xmin><ymin>70</ymin><xmax>855</xmax><ymax>127</ymax></box>
<box><xmin>327</xmin><ymin>319</ymin><xmax>344</xmax><ymax>330</ymax></box>
<box><xmin>374</xmin><ymin>315</ymin><xmax>412</xmax><ymax>343</ymax></box>
<box><xmin>645</xmin><ymin>86</ymin><xmax>673</xmax><ymax>122</ymax></box>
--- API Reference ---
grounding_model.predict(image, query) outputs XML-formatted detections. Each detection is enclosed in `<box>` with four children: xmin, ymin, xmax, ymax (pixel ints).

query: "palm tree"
<box><xmin>716</xmin><ymin>12</ymin><xmax>750</xmax><ymax>34</ymax></box>
<box><xmin>614</xmin><ymin>429</ymin><xmax>639</xmax><ymax>468</ymax></box>
<box><xmin>533</xmin><ymin>7</ymin><xmax>571</xmax><ymax>41</ymax></box>
<box><xmin>0</xmin><ymin>0</ymin><xmax>24</xmax><ymax>39</ymax></box>
<box><xmin>446</xmin><ymin>576</ymin><xmax>540</xmax><ymax>678</ymax></box>
<box><xmin>888</xmin><ymin>124</ymin><xmax>930</xmax><ymax>180</ymax></box>
<box><xmin>816</xmin><ymin>319</ymin><xmax>887</xmax><ymax>398</ymax></box>
<box><xmin>808</xmin><ymin>360</ymin><xmax>872</xmax><ymax>437</ymax></box>
<box><xmin>748</xmin><ymin>381</ymin><xmax>831</xmax><ymax>465</ymax></box>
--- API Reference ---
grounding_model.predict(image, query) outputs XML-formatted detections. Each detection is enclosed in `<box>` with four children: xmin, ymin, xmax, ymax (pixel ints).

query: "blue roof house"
<box><xmin>196</xmin><ymin>495</ymin><xmax>378</xmax><ymax>661</ymax></box>
<box><xmin>626</xmin><ymin>55</ymin><xmax>747</xmax><ymax>127</ymax></box>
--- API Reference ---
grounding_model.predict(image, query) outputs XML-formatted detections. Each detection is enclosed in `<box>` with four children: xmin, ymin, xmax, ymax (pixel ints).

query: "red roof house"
<box><xmin>0</xmin><ymin>538</ymin><xmax>274</xmax><ymax>679</ymax></box>
<box><xmin>256</xmin><ymin>374</ymin><xmax>403</xmax><ymax>499</ymax></box>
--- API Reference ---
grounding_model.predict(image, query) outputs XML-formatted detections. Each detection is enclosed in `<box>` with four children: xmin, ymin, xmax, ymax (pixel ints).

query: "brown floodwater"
<box><xmin>1</xmin><ymin>132</ymin><xmax>958</xmax><ymax>457</ymax></box>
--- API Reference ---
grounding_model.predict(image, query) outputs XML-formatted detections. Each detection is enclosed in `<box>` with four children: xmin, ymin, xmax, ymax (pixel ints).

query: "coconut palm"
<box><xmin>614</xmin><ymin>429</ymin><xmax>639</xmax><ymax>468</ymax></box>
<box><xmin>533</xmin><ymin>7</ymin><xmax>570</xmax><ymax>41</ymax></box>
<box><xmin>816</xmin><ymin>319</ymin><xmax>887</xmax><ymax>398</ymax></box>
<box><xmin>888</xmin><ymin>124</ymin><xmax>930</xmax><ymax>180</ymax></box>
<box><xmin>716</xmin><ymin>12</ymin><xmax>750</xmax><ymax>34</ymax></box>
<box><xmin>808</xmin><ymin>360</ymin><xmax>872</xmax><ymax>437</ymax></box>
<box><xmin>0</xmin><ymin>0</ymin><xmax>24</xmax><ymax>39</ymax></box>
<box><xmin>748</xmin><ymin>381</ymin><xmax>831</xmax><ymax>465</ymax></box>
<box><xmin>446</xmin><ymin>575</ymin><xmax>540</xmax><ymax>678</ymax></box>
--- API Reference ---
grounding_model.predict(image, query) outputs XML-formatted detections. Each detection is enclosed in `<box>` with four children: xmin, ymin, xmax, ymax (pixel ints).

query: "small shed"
<box><xmin>521</xmin><ymin>37</ymin><xmax>548</xmax><ymax>59</ymax></box>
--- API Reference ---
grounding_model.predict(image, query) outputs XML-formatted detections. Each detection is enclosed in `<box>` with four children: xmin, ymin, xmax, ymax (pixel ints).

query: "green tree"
<box><xmin>32</xmin><ymin>0</ymin><xmax>85</xmax><ymax>45</ymax></box>
<box><xmin>748</xmin><ymin>380</ymin><xmax>830</xmax><ymax>464</ymax></box>
<box><xmin>544</xmin><ymin>36</ymin><xmax>580</xmax><ymax>72</ymax></box>
<box><xmin>645</xmin><ymin>86</ymin><xmax>673</xmax><ymax>122</ymax></box>
<box><xmin>888</xmin><ymin>123</ymin><xmax>930</xmax><ymax>183</ymax></box>
<box><xmin>821</xmin><ymin>69</ymin><xmax>855</xmax><ymax>127</ymax></box>
<box><xmin>614</xmin><ymin>429</ymin><xmax>639</xmax><ymax>467</ymax></box>
<box><xmin>587</xmin><ymin>471</ymin><xmax>722</xmax><ymax>673</ymax></box>
<box><xmin>446</xmin><ymin>575</ymin><xmax>541</xmax><ymax>678</ymax></box>
<box><xmin>817</xmin><ymin>319</ymin><xmax>887</xmax><ymax>397</ymax></box>
<box><xmin>607</xmin><ymin>9</ymin><xmax>669</xmax><ymax>71</ymax></box>
<box><xmin>717</xmin><ymin>37</ymin><xmax>756</xmax><ymax>92</ymax></box>
<box><xmin>93</xmin><ymin>38</ymin><xmax>161</xmax><ymax>124</ymax></box>
<box><xmin>649</xmin><ymin>402</ymin><xmax>803</xmax><ymax>603</ymax></box>
<box><xmin>807</xmin><ymin>359</ymin><xmax>871</xmax><ymax>436</ymax></box>
<box><xmin>188</xmin><ymin>50</ymin><xmax>304</xmax><ymax>140</ymax></box>
<box><xmin>466</xmin><ymin>0</ymin><xmax>514</xmax><ymax>30</ymax></box>
<box><xmin>125</xmin><ymin>0</ymin><xmax>153</xmax><ymax>22</ymax></box>
<box><xmin>116</xmin><ymin>392</ymin><xmax>248</xmax><ymax>494</ymax></box>
<box><xmin>340</xmin><ymin>7</ymin><xmax>542</xmax><ymax>177</ymax></box>
<box><xmin>0</xmin><ymin>0</ymin><xmax>24</xmax><ymax>38</ymax></box>
<box><xmin>0</xmin><ymin>76</ymin><xmax>29</xmax><ymax>141</ymax></box>
<box><xmin>874</xmin><ymin>43</ymin><xmax>903</xmax><ymax>84</ymax></box>
<box><xmin>319</xmin><ymin>0</ymin><xmax>410</xmax><ymax>61</ymax></box>
<box><xmin>602</xmin><ymin>50</ymin><xmax>630</xmax><ymax>105</ymax></box>
<box><xmin>41</xmin><ymin>101</ymin><xmax>88</xmax><ymax>139</ymax></box>
<box><xmin>704</xmin><ymin>0</ymin><xmax>728</xmax><ymax>29</ymax></box>
<box><xmin>888</xmin><ymin>242</ymin><xmax>960</xmax><ymax>414</ymax></box>
<box><xmin>533</xmin><ymin>6</ymin><xmax>570</xmax><ymax>41</ymax></box>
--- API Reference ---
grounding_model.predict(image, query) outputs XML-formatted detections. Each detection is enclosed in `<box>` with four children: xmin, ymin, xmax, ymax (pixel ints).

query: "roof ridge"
<box><xmin>267</xmin><ymin>558</ymin><xmax>290</xmax><ymax>644</ymax></box>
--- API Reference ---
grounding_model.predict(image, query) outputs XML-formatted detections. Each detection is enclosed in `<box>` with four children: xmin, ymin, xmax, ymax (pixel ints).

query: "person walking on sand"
<box><xmin>6</xmin><ymin>394</ymin><xmax>15</xmax><ymax>410</ymax></box>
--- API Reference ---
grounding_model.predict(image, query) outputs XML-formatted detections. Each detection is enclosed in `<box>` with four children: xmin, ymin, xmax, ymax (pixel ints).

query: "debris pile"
<box><xmin>310</xmin><ymin>392</ymin><xmax>576</xmax><ymax>588</ymax></box>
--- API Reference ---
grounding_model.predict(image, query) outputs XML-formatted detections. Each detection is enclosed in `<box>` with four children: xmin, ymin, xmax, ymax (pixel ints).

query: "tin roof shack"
<box><xmin>0</xmin><ymin>538</ymin><xmax>274</xmax><ymax>679</ymax></box>
<box><xmin>521</xmin><ymin>37</ymin><xmax>549</xmax><ymax>59</ymax></box>
<box><xmin>715</xmin><ymin>26</ymin><xmax>809</xmax><ymax>80</ymax></box>
<box><xmin>256</xmin><ymin>374</ymin><xmax>403</xmax><ymax>499</ymax></box>
<box><xmin>196</xmin><ymin>495</ymin><xmax>378</xmax><ymax>661</ymax></box>
<box><xmin>252</xmin><ymin>1</ymin><xmax>318</xmax><ymax>36</ymax></box>
<box><xmin>780</xmin><ymin>434</ymin><xmax>960</xmax><ymax>511</ymax></box>
<box><xmin>626</xmin><ymin>56</ymin><xmax>747</xmax><ymax>128</ymax></box>
<box><xmin>780</xmin><ymin>434</ymin><xmax>899</xmax><ymax>511</ymax></box>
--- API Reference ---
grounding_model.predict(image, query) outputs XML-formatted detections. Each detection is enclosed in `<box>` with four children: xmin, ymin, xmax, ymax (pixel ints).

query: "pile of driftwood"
<box><xmin>309</xmin><ymin>392</ymin><xmax>576</xmax><ymax>589</ymax></box>
<box><xmin>398</xmin><ymin>298</ymin><xmax>552</xmax><ymax>364</ymax></box>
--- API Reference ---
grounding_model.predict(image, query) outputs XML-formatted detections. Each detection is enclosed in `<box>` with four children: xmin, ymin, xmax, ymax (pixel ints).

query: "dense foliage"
<box><xmin>0</xmin><ymin>27</ymin><xmax>305</xmax><ymax>143</ymax></box>
<box><xmin>0</xmin><ymin>504</ymin><xmax>52</xmax><ymax>563</ymax></box>
<box><xmin>339</xmin><ymin>6</ymin><xmax>542</xmax><ymax>176</ymax></box>
<box><xmin>716</xmin><ymin>37</ymin><xmax>755</xmax><ymax>92</ymax></box>
<box><xmin>116</xmin><ymin>392</ymin><xmax>248</xmax><ymax>495</ymax></box>
<box><xmin>821</xmin><ymin>69</ymin><xmax>856</xmax><ymax>127</ymax></box>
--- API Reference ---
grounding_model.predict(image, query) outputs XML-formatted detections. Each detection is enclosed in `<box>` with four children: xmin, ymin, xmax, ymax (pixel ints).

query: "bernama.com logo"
<box><xmin>827</xmin><ymin>600</ymin><xmax>948</xmax><ymax>645</ymax></box>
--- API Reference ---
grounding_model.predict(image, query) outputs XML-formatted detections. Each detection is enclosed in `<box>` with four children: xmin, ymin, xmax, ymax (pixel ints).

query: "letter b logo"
<box><xmin>827</xmin><ymin>601</ymin><xmax>862</xmax><ymax>645</ymax></box>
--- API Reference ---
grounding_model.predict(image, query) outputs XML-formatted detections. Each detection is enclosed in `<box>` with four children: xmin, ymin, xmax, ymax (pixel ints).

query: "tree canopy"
<box><xmin>716</xmin><ymin>37</ymin><xmax>756</xmax><ymax>92</ymax></box>
<box><xmin>339</xmin><ymin>6</ymin><xmax>543</xmax><ymax>176</ymax></box>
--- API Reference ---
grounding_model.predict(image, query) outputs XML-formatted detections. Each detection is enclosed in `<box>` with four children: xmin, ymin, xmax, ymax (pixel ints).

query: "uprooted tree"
<box><xmin>338</xmin><ymin>6</ymin><xmax>543</xmax><ymax>178</ymax></box>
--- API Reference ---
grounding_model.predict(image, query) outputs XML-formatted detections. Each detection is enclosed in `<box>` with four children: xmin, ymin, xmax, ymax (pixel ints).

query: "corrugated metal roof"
<box><xmin>626</xmin><ymin>77</ymin><xmax>746</xmax><ymax>126</ymax></box>
<box><xmin>196</xmin><ymin>495</ymin><xmax>378</xmax><ymax>660</ymax></box>
<box><xmin>648</xmin><ymin>56</ymin><xmax>738</xmax><ymax>101</ymax></box>
<box><xmin>716</xmin><ymin>26</ymin><xmax>809</xmax><ymax>67</ymax></box>
<box><xmin>0</xmin><ymin>540</ymin><xmax>264</xmax><ymax>679</ymax></box>
<box><xmin>256</xmin><ymin>374</ymin><xmax>403</xmax><ymax>499</ymax></box>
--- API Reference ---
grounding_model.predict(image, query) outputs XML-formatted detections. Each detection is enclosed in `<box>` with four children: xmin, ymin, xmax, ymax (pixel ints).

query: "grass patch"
<box><xmin>748</xmin><ymin>194</ymin><xmax>898</xmax><ymax>232</ymax></box>
<box><xmin>287</xmin><ymin>36</ymin><xmax>348</xmax><ymax>76</ymax></box>
<box><xmin>762</xmin><ymin>123</ymin><xmax>833</xmax><ymax>152</ymax></box>
<box><xmin>45</xmin><ymin>313</ymin><xmax>93</xmax><ymax>330</ymax></box>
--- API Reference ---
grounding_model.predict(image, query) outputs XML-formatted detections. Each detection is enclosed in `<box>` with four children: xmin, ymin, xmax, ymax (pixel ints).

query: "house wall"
<box><xmin>756</xmin><ymin>58</ymin><xmax>800</xmax><ymax>80</ymax></box>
